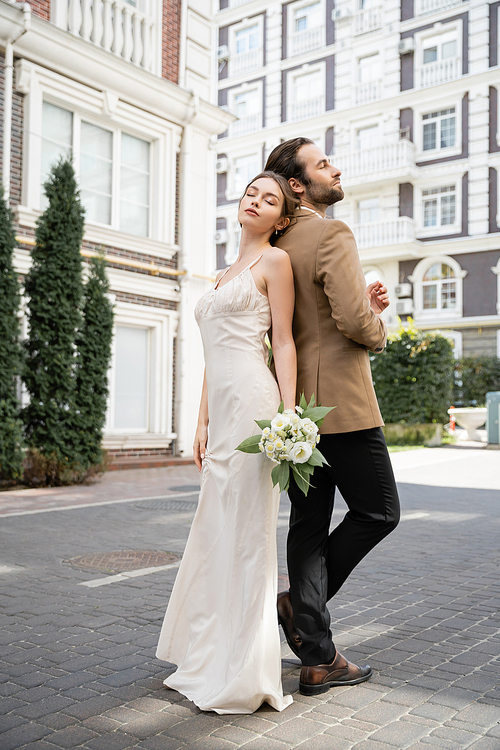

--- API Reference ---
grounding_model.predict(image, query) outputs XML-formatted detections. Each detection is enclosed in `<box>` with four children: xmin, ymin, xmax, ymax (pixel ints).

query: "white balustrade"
<box><xmin>353</xmin><ymin>217</ymin><xmax>416</xmax><ymax>249</ymax></box>
<box><xmin>229</xmin><ymin>48</ymin><xmax>261</xmax><ymax>77</ymax></box>
<box><xmin>64</xmin><ymin>0</ymin><xmax>155</xmax><ymax>71</ymax></box>
<box><xmin>333</xmin><ymin>139</ymin><xmax>416</xmax><ymax>183</ymax></box>
<box><xmin>355</xmin><ymin>79</ymin><xmax>382</xmax><ymax>105</ymax></box>
<box><xmin>419</xmin><ymin>57</ymin><xmax>461</xmax><ymax>88</ymax></box>
<box><xmin>415</xmin><ymin>0</ymin><xmax>462</xmax><ymax>15</ymax></box>
<box><xmin>230</xmin><ymin>113</ymin><xmax>261</xmax><ymax>138</ymax></box>
<box><xmin>353</xmin><ymin>6</ymin><xmax>382</xmax><ymax>36</ymax></box>
<box><xmin>230</xmin><ymin>0</ymin><xmax>252</xmax><ymax>6</ymax></box>
<box><xmin>290</xmin><ymin>27</ymin><xmax>322</xmax><ymax>56</ymax></box>
<box><xmin>289</xmin><ymin>95</ymin><xmax>324</xmax><ymax>122</ymax></box>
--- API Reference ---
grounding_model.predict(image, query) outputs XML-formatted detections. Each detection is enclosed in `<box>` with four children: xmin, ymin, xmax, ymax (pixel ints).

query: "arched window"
<box><xmin>410</xmin><ymin>256</ymin><xmax>466</xmax><ymax>320</ymax></box>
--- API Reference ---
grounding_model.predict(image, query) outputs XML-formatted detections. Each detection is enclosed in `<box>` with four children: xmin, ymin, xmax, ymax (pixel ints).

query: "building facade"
<box><xmin>215</xmin><ymin>0</ymin><xmax>500</xmax><ymax>359</ymax></box>
<box><xmin>1</xmin><ymin>0</ymin><xmax>232</xmax><ymax>464</ymax></box>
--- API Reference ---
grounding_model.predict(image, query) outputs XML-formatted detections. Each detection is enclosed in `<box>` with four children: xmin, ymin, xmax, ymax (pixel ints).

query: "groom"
<box><xmin>266</xmin><ymin>138</ymin><xmax>400</xmax><ymax>696</ymax></box>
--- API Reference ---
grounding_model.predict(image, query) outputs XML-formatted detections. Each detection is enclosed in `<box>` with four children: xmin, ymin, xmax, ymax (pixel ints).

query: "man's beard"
<box><xmin>305</xmin><ymin>181</ymin><xmax>344</xmax><ymax>207</ymax></box>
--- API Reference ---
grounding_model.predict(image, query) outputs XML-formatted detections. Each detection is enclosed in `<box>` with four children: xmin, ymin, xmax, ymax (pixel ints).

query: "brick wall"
<box><xmin>0</xmin><ymin>51</ymin><xmax>24</xmax><ymax>209</ymax></box>
<box><xmin>25</xmin><ymin>0</ymin><xmax>50</xmax><ymax>21</ymax></box>
<box><xmin>162</xmin><ymin>0</ymin><xmax>181</xmax><ymax>83</ymax></box>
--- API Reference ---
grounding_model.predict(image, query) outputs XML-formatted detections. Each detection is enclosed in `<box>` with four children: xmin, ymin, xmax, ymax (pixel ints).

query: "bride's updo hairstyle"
<box><xmin>240</xmin><ymin>170</ymin><xmax>299</xmax><ymax>245</ymax></box>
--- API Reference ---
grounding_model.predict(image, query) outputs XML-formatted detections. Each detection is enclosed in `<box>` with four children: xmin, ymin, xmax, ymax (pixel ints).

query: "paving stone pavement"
<box><xmin>0</xmin><ymin>446</ymin><xmax>499</xmax><ymax>750</ymax></box>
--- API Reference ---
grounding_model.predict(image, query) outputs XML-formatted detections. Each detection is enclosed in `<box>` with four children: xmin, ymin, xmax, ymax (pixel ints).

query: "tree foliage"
<box><xmin>75</xmin><ymin>254</ymin><xmax>114</xmax><ymax>467</ymax></box>
<box><xmin>0</xmin><ymin>187</ymin><xmax>24</xmax><ymax>481</ymax></box>
<box><xmin>22</xmin><ymin>159</ymin><xmax>85</xmax><ymax>469</ymax></box>
<box><xmin>454</xmin><ymin>356</ymin><xmax>500</xmax><ymax>406</ymax></box>
<box><xmin>370</xmin><ymin>319</ymin><xmax>455</xmax><ymax>424</ymax></box>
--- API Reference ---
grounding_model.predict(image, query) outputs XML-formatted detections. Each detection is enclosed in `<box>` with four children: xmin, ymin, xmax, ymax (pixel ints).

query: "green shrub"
<box><xmin>370</xmin><ymin>319</ymin><xmax>455</xmax><ymax>425</ymax></box>
<box><xmin>0</xmin><ymin>186</ymin><xmax>24</xmax><ymax>482</ymax></box>
<box><xmin>454</xmin><ymin>356</ymin><xmax>500</xmax><ymax>407</ymax></box>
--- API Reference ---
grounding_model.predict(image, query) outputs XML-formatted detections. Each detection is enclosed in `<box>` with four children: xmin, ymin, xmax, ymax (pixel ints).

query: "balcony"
<box><xmin>229</xmin><ymin>49</ymin><xmax>261</xmax><ymax>77</ymax></box>
<box><xmin>415</xmin><ymin>0</ymin><xmax>463</xmax><ymax>15</ymax></box>
<box><xmin>289</xmin><ymin>27</ymin><xmax>322</xmax><ymax>56</ymax></box>
<box><xmin>355</xmin><ymin>79</ymin><xmax>382</xmax><ymax>105</ymax></box>
<box><xmin>332</xmin><ymin>139</ymin><xmax>417</xmax><ymax>187</ymax></box>
<box><xmin>288</xmin><ymin>95</ymin><xmax>324</xmax><ymax>122</ymax></box>
<box><xmin>63</xmin><ymin>0</ymin><xmax>156</xmax><ymax>71</ymax></box>
<box><xmin>353</xmin><ymin>217</ymin><xmax>416</xmax><ymax>250</ymax></box>
<box><xmin>353</xmin><ymin>6</ymin><xmax>382</xmax><ymax>36</ymax></box>
<box><xmin>229</xmin><ymin>112</ymin><xmax>261</xmax><ymax>138</ymax></box>
<box><xmin>418</xmin><ymin>57</ymin><xmax>461</xmax><ymax>88</ymax></box>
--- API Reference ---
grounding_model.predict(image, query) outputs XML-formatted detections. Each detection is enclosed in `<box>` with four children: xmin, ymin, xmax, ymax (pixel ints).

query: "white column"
<box><xmin>468</xmin><ymin>84</ymin><xmax>490</xmax><ymax>237</ymax></box>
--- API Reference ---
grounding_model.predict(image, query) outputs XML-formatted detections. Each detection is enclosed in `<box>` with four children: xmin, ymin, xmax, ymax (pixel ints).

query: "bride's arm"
<box><xmin>266</xmin><ymin>250</ymin><xmax>297</xmax><ymax>411</ymax></box>
<box><xmin>193</xmin><ymin>369</ymin><xmax>208</xmax><ymax>471</ymax></box>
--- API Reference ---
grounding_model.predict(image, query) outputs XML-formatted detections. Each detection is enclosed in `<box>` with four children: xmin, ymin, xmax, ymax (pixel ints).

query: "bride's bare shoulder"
<box><xmin>263</xmin><ymin>246</ymin><xmax>292</xmax><ymax>270</ymax></box>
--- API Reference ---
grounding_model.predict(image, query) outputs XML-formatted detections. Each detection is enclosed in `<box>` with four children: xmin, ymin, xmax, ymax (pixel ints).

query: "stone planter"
<box><xmin>382</xmin><ymin>423</ymin><xmax>443</xmax><ymax>447</ymax></box>
<box><xmin>448</xmin><ymin>407</ymin><xmax>487</xmax><ymax>441</ymax></box>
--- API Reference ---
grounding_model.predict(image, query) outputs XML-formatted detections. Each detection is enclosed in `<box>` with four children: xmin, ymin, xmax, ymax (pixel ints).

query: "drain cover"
<box><xmin>135</xmin><ymin>499</ymin><xmax>198</xmax><ymax>511</ymax></box>
<box><xmin>168</xmin><ymin>484</ymin><xmax>200</xmax><ymax>492</ymax></box>
<box><xmin>67</xmin><ymin>550</ymin><xmax>180</xmax><ymax>573</ymax></box>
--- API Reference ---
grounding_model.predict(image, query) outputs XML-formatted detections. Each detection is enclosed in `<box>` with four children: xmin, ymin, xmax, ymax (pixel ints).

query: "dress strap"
<box><xmin>214</xmin><ymin>265</ymin><xmax>232</xmax><ymax>290</ymax></box>
<box><xmin>248</xmin><ymin>253</ymin><xmax>265</xmax><ymax>270</ymax></box>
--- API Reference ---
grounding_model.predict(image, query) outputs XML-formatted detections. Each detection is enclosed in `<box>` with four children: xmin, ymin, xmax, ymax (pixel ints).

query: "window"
<box><xmin>358</xmin><ymin>198</ymin><xmax>380</xmax><ymax>224</ymax></box>
<box><xmin>422</xmin><ymin>263</ymin><xmax>457</xmax><ymax>311</ymax></box>
<box><xmin>422</xmin><ymin>108</ymin><xmax>456</xmax><ymax>151</ymax></box>
<box><xmin>233</xmin><ymin>154</ymin><xmax>260</xmax><ymax>196</ymax></box>
<box><xmin>294</xmin><ymin>2</ymin><xmax>321</xmax><ymax>32</ymax></box>
<box><xmin>418</xmin><ymin>29</ymin><xmax>460</xmax><ymax>87</ymax></box>
<box><xmin>41</xmin><ymin>102</ymin><xmax>150</xmax><ymax>237</ymax></box>
<box><xmin>235</xmin><ymin>24</ymin><xmax>259</xmax><ymax>54</ymax></box>
<box><xmin>288</xmin><ymin>1</ymin><xmax>323</xmax><ymax>55</ymax></box>
<box><xmin>422</xmin><ymin>185</ymin><xmax>456</xmax><ymax>227</ymax></box>
<box><xmin>230</xmin><ymin>87</ymin><xmax>261</xmax><ymax>137</ymax></box>
<box><xmin>423</xmin><ymin>33</ymin><xmax>457</xmax><ymax>64</ymax></box>
<box><xmin>358</xmin><ymin>53</ymin><xmax>381</xmax><ymax>83</ymax></box>
<box><xmin>288</xmin><ymin>68</ymin><xmax>324</xmax><ymax>121</ymax></box>
<box><xmin>356</xmin><ymin>125</ymin><xmax>380</xmax><ymax>151</ymax></box>
<box><xmin>230</xmin><ymin>20</ymin><xmax>262</xmax><ymax>76</ymax></box>
<box><xmin>113</xmin><ymin>326</ymin><xmax>150</xmax><ymax>431</ymax></box>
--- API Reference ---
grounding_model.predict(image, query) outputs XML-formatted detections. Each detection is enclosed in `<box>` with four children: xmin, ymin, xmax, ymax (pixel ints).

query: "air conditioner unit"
<box><xmin>395</xmin><ymin>283</ymin><xmax>412</xmax><ymax>298</ymax></box>
<box><xmin>214</xmin><ymin>230</ymin><xmax>227</xmax><ymax>244</ymax></box>
<box><xmin>333</xmin><ymin>8</ymin><xmax>351</xmax><ymax>21</ymax></box>
<box><xmin>395</xmin><ymin>299</ymin><xmax>414</xmax><ymax>315</ymax></box>
<box><xmin>217</xmin><ymin>45</ymin><xmax>229</xmax><ymax>61</ymax></box>
<box><xmin>398</xmin><ymin>37</ymin><xmax>415</xmax><ymax>55</ymax></box>
<box><xmin>216</xmin><ymin>157</ymin><xmax>227</xmax><ymax>173</ymax></box>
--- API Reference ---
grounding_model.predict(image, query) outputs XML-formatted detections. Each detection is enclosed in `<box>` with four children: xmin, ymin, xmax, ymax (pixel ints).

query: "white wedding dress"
<box><xmin>156</xmin><ymin>255</ymin><xmax>293</xmax><ymax>714</ymax></box>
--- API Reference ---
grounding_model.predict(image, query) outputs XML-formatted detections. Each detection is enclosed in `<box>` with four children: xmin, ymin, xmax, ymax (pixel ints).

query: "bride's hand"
<box><xmin>366</xmin><ymin>281</ymin><xmax>389</xmax><ymax>314</ymax></box>
<box><xmin>193</xmin><ymin>424</ymin><xmax>208</xmax><ymax>471</ymax></box>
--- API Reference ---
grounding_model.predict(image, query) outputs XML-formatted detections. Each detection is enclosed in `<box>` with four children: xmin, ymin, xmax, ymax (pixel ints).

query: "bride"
<box><xmin>156</xmin><ymin>171</ymin><xmax>298</xmax><ymax>714</ymax></box>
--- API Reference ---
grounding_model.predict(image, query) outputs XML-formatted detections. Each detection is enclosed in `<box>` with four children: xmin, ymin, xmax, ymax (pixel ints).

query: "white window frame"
<box><xmin>414</xmin><ymin>22</ymin><xmax>463</xmax><ymax>88</ymax></box>
<box><xmin>229</xmin><ymin>16</ymin><xmax>264</xmax><ymax>77</ymax></box>
<box><xmin>287</xmin><ymin>62</ymin><xmax>326</xmax><ymax>122</ymax></box>
<box><xmin>492</xmin><ymin>258</ymin><xmax>500</xmax><ymax>316</ymax></box>
<box><xmin>227</xmin><ymin>81</ymin><xmax>263</xmax><ymax>137</ymax></box>
<box><xmin>414</xmin><ymin>95</ymin><xmax>462</xmax><ymax>160</ymax></box>
<box><xmin>15</xmin><ymin>58</ymin><xmax>178</xmax><ymax>258</ymax></box>
<box><xmin>409</xmin><ymin>255</ymin><xmax>466</xmax><ymax>322</ymax></box>
<box><xmin>227</xmin><ymin>151</ymin><xmax>261</xmax><ymax>201</ymax></box>
<box><xmin>416</xmin><ymin>176</ymin><xmax>462</xmax><ymax>238</ymax></box>
<box><xmin>103</xmin><ymin>299</ymin><xmax>178</xmax><ymax>447</ymax></box>
<box><xmin>287</xmin><ymin>0</ymin><xmax>325</xmax><ymax>57</ymax></box>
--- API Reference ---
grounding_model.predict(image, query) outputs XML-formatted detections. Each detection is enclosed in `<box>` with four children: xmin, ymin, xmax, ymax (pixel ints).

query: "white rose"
<box><xmin>300</xmin><ymin>418</ymin><xmax>318</xmax><ymax>435</ymax></box>
<box><xmin>289</xmin><ymin>442</ymin><xmax>313</xmax><ymax>464</ymax></box>
<box><xmin>271</xmin><ymin>414</ymin><xmax>290</xmax><ymax>431</ymax></box>
<box><xmin>288</xmin><ymin>413</ymin><xmax>301</xmax><ymax>426</ymax></box>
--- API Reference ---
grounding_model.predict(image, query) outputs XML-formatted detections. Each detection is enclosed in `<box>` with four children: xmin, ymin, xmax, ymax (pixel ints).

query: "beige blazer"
<box><xmin>275</xmin><ymin>209</ymin><xmax>387</xmax><ymax>434</ymax></box>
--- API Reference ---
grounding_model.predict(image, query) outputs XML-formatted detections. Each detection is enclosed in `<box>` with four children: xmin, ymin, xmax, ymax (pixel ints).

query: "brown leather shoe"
<box><xmin>277</xmin><ymin>591</ymin><xmax>302</xmax><ymax>658</ymax></box>
<box><xmin>299</xmin><ymin>650</ymin><xmax>372</xmax><ymax>695</ymax></box>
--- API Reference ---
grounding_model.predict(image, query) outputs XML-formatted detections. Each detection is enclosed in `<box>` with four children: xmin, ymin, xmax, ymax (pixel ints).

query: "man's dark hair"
<box><xmin>264</xmin><ymin>137</ymin><xmax>314</xmax><ymax>186</ymax></box>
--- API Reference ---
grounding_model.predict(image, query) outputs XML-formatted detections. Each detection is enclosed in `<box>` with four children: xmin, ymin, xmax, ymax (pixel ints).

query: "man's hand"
<box><xmin>366</xmin><ymin>281</ymin><xmax>390</xmax><ymax>314</ymax></box>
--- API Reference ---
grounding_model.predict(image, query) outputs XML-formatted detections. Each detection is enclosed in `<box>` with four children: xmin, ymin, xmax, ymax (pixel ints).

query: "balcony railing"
<box><xmin>353</xmin><ymin>217</ymin><xmax>415</xmax><ymax>249</ymax></box>
<box><xmin>355</xmin><ymin>79</ymin><xmax>382</xmax><ymax>105</ymax></box>
<box><xmin>288</xmin><ymin>95</ymin><xmax>324</xmax><ymax>122</ymax></box>
<box><xmin>353</xmin><ymin>6</ymin><xmax>382</xmax><ymax>35</ymax></box>
<box><xmin>229</xmin><ymin>49</ymin><xmax>261</xmax><ymax>77</ymax></box>
<box><xmin>229</xmin><ymin>113</ymin><xmax>261</xmax><ymax>138</ymax></box>
<box><xmin>418</xmin><ymin>57</ymin><xmax>461</xmax><ymax>88</ymax></box>
<box><xmin>415</xmin><ymin>0</ymin><xmax>463</xmax><ymax>15</ymax></box>
<box><xmin>333</xmin><ymin>139</ymin><xmax>417</xmax><ymax>186</ymax></box>
<box><xmin>290</xmin><ymin>27</ymin><xmax>322</xmax><ymax>56</ymax></box>
<box><xmin>65</xmin><ymin>0</ymin><xmax>156</xmax><ymax>71</ymax></box>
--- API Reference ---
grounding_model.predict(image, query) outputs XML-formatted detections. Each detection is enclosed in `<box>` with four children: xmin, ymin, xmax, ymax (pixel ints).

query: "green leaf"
<box><xmin>271</xmin><ymin>461</ymin><xmax>290</xmax><ymax>493</ymax></box>
<box><xmin>302</xmin><ymin>405</ymin><xmax>335</xmax><ymax>422</ymax></box>
<box><xmin>299</xmin><ymin>392</ymin><xmax>308</xmax><ymax>410</ymax></box>
<box><xmin>277</xmin><ymin>399</ymin><xmax>284</xmax><ymax>414</ymax></box>
<box><xmin>312</xmin><ymin>447</ymin><xmax>330</xmax><ymax>467</ymax></box>
<box><xmin>291</xmin><ymin>466</ymin><xmax>312</xmax><ymax>496</ymax></box>
<box><xmin>255</xmin><ymin>419</ymin><xmax>272</xmax><ymax>430</ymax></box>
<box><xmin>294</xmin><ymin>461</ymin><xmax>314</xmax><ymax>475</ymax></box>
<box><xmin>235</xmin><ymin>434</ymin><xmax>261</xmax><ymax>453</ymax></box>
<box><xmin>307</xmin><ymin>393</ymin><xmax>316</xmax><ymax>409</ymax></box>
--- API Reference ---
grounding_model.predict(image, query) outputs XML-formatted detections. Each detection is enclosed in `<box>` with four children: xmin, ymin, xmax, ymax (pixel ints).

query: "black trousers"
<box><xmin>287</xmin><ymin>427</ymin><xmax>400</xmax><ymax>666</ymax></box>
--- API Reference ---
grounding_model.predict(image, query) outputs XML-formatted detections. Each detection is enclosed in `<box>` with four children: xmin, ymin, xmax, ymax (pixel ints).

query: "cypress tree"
<box><xmin>0</xmin><ymin>187</ymin><xmax>24</xmax><ymax>481</ymax></box>
<box><xmin>75</xmin><ymin>254</ymin><xmax>114</xmax><ymax>467</ymax></box>
<box><xmin>22</xmin><ymin>159</ymin><xmax>85</xmax><ymax>470</ymax></box>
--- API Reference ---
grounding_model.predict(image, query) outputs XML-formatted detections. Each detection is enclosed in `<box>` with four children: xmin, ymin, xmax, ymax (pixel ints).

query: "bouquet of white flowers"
<box><xmin>236</xmin><ymin>393</ymin><xmax>334</xmax><ymax>496</ymax></box>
